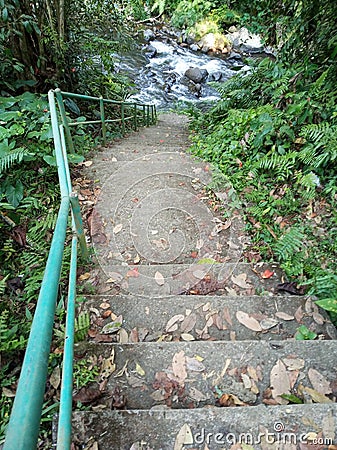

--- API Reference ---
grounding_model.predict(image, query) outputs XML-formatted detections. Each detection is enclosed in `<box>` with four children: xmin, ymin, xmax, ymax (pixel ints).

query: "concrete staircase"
<box><xmin>72</xmin><ymin>114</ymin><xmax>337</xmax><ymax>449</ymax></box>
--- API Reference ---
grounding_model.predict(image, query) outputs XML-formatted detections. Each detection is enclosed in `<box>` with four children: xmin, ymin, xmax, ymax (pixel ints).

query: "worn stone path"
<box><xmin>72</xmin><ymin>113</ymin><xmax>337</xmax><ymax>449</ymax></box>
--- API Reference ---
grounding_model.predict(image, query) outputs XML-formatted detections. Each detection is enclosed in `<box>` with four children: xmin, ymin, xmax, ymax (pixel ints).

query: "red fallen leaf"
<box><xmin>131</xmin><ymin>198</ymin><xmax>139</xmax><ymax>203</ymax></box>
<box><xmin>159</xmin><ymin>139</ymin><xmax>165</xmax><ymax>143</ymax></box>
<box><xmin>126</xmin><ymin>268</ymin><xmax>139</xmax><ymax>278</ymax></box>
<box><xmin>261</xmin><ymin>269</ymin><xmax>274</xmax><ymax>279</ymax></box>
<box><xmin>190</xmin><ymin>251</ymin><xmax>198</xmax><ymax>258</ymax></box>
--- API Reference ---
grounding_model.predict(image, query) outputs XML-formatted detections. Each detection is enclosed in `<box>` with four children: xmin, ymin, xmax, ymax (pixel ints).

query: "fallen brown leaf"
<box><xmin>236</xmin><ymin>311</ymin><xmax>262</xmax><ymax>332</ymax></box>
<box><xmin>270</xmin><ymin>359</ymin><xmax>290</xmax><ymax>404</ymax></box>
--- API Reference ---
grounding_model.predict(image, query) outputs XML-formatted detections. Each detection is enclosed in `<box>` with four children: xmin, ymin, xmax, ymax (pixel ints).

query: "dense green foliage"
<box><xmin>0</xmin><ymin>0</ymin><xmax>144</xmax><ymax>97</ymax></box>
<box><xmin>188</xmin><ymin>0</ymin><xmax>337</xmax><ymax>318</ymax></box>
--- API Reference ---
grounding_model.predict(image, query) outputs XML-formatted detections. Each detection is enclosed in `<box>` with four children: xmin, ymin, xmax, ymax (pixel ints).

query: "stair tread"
<box><xmin>81</xmin><ymin>294</ymin><xmax>336</xmax><ymax>342</ymax></box>
<box><xmin>74</xmin><ymin>340</ymin><xmax>337</xmax><ymax>410</ymax></box>
<box><xmin>72</xmin><ymin>404</ymin><xmax>337</xmax><ymax>450</ymax></box>
<box><xmin>95</xmin><ymin>262</ymin><xmax>283</xmax><ymax>297</ymax></box>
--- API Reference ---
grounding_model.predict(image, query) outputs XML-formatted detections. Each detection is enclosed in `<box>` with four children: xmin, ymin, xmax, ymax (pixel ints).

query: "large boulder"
<box><xmin>197</xmin><ymin>33</ymin><xmax>230</xmax><ymax>53</ymax></box>
<box><xmin>225</xmin><ymin>27</ymin><xmax>264</xmax><ymax>54</ymax></box>
<box><xmin>184</xmin><ymin>67</ymin><xmax>208</xmax><ymax>84</ymax></box>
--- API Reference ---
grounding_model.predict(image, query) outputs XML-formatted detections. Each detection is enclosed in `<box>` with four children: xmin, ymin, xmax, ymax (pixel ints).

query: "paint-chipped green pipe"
<box><xmin>3</xmin><ymin>197</ymin><xmax>70</xmax><ymax>450</ymax></box>
<box><xmin>56</xmin><ymin>234</ymin><xmax>77</xmax><ymax>450</ymax></box>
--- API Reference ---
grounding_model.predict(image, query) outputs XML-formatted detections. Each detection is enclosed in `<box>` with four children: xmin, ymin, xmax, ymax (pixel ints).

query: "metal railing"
<box><xmin>3</xmin><ymin>90</ymin><xmax>156</xmax><ymax>450</ymax></box>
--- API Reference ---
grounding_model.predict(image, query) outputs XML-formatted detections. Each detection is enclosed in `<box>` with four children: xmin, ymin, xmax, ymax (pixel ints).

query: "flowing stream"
<box><xmin>115</xmin><ymin>38</ymin><xmax>248</xmax><ymax>110</ymax></box>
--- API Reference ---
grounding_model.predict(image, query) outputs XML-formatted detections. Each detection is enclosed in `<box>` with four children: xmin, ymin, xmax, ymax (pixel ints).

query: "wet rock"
<box><xmin>209</xmin><ymin>71</ymin><xmax>222</xmax><ymax>82</ymax></box>
<box><xmin>143</xmin><ymin>29</ymin><xmax>155</xmax><ymax>42</ymax></box>
<box><xmin>226</xmin><ymin>27</ymin><xmax>264</xmax><ymax>54</ymax></box>
<box><xmin>189</xmin><ymin>44</ymin><xmax>199</xmax><ymax>52</ymax></box>
<box><xmin>143</xmin><ymin>44</ymin><xmax>157</xmax><ymax>58</ymax></box>
<box><xmin>186</xmin><ymin>33</ymin><xmax>196</xmax><ymax>45</ymax></box>
<box><xmin>184</xmin><ymin>67</ymin><xmax>208</xmax><ymax>84</ymax></box>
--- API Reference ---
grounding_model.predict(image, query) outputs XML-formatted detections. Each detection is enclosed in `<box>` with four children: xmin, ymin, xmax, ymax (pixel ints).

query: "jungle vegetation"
<box><xmin>1</xmin><ymin>0</ymin><xmax>336</xmax><ymax>445</ymax></box>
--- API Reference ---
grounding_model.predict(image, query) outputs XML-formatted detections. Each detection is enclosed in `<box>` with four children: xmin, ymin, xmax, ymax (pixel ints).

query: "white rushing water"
<box><xmin>114</xmin><ymin>39</ymin><xmax>245</xmax><ymax>109</ymax></box>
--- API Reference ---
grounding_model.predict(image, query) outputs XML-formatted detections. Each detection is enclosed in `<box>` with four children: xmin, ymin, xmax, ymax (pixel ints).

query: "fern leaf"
<box><xmin>274</xmin><ymin>227</ymin><xmax>305</xmax><ymax>261</ymax></box>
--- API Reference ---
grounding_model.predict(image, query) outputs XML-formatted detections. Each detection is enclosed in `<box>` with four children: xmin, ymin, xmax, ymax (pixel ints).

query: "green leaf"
<box><xmin>2</xmin><ymin>7</ymin><xmax>8</xmax><ymax>22</ymax></box>
<box><xmin>295</xmin><ymin>325</ymin><xmax>317</xmax><ymax>341</ymax></box>
<box><xmin>315</xmin><ymin>298</ymin><xmax>337</xmax><ymax>314</ymax></box>
<box><xmin>68</xmin><ymin>153</ymin><xmax>84</xmax><ymax>164</ymax></box>
<box><xmin>280</xmin><ymin>393</ymin><xmax>303</xmax><ymax>404</ymax></box>
<box><xmin>6</xmin><ymin>181</ymin><xmax>24</xmax><ymax>207</ymax></box>
<box><xmin>43</xmin><ymin>155</ymin><xmax>57</xmax><ymax>166</ymax></box>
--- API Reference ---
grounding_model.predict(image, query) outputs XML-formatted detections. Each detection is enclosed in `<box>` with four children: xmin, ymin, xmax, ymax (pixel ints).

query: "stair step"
<box><xmin>96</xmin><ymin>262</ymin><xmax>282</xmax><ymax>297</ymax></box>
<box><xmin>87</xmin><ymin>151</ymin><xmax>213</xmax><ymax>181</ymax></box>
<box><xmin>81</xmin><ymin>294</ymin><xmax>336</xmax><ymax>342</ymax></box>
<box><xmin>74</xmin><ymin>340</ymin><xmax>337</xmax><ymax>410</ymax></box>
<box><xmin>88</xmin><ymin>152</ymin><xmax>248</xmax><ymax>266</ymax></box>
<box><xmin>71</xmin><ymin>404</ymin><xmax>337</xmax><ymax>449</ymax></box>
<box><xmin>94</xmin><ymin>146</ymin><xmax>189</xmax><ymax>161</ymax></box>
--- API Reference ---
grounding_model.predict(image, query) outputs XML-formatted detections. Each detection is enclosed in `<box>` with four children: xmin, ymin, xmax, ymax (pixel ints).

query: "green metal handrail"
<box><xmin>3</xmin><ymin>90</ymin><xmax>156</xmax><ymax>450</ymax></box>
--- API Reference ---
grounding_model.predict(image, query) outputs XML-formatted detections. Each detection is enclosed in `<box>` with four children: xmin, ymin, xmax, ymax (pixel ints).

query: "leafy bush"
<box><xmin>189</xmin><ymin>57</ymin><xmax>337</xmax><ymax>319</ymax></box>
<box><xmin>171</xmin><ymin>0</ymin><xmax>216</xmax><ymax>29</ymax></box>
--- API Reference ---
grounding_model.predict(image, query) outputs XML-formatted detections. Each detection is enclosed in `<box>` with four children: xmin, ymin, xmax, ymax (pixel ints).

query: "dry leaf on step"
<box><xmin>174</xmin><ymin>423</ymin><xmax>193</xmax><ymax>450</ymax></box>
<box><xmin>135</xmin><ymin>362</ymin><xmax>146</xmax><ymax>377</ymax></box>
<box><xmin>180</xmin><ymin>313</ymin><xmax>197</xmax><ymax>333</ymax></box>
<box><xmin>260</xmin><ymin>318</ymin><xmax>279</xmax><ymax>330</ymax></box>
<box><xmin>231</xmin><ymin>273</ymin><xmax>252</xmax><ymax>289</ymax></box>
<box><xmin>282</xmin><ymin>357</ymin><xmax>305</xmax><ymax>371</ymax></box>
<box><xmin>236</xmin><ymin>311</ymin><xmax>262</xmax><ymax>332</ymax></box>
<box><xmin>118</xmin><ymin>328</ymin><xmax>129</xmax><ymax>344</ymax></box>
<box><xmin>303</xmin><ymin>386</ymin><xmax>333</xmax><ymax>403</ymax></box>
<box><xmin>50</xmin><ymin>366</ymin><xmax>61</xmax><ymax>390</ymax></box>
<box><xmin>275</xmin><ymin>311</ymin><xmax>295</xmax><ymax>321</ymax></box>
<box><xmin>270</xmin><ymin>359</ymin><xmax>290</xmax><ymax>404</ymax></box>
<box><xmin>165</xmin><ymin>314</ymin><xmax>184</xmax><ymax>332</ymax></box>
<box><xmin>99</xmin><ymin>348</ymin><xmax>116</xmax><ymax>380</ymax></box>
<box><xmin>113</xmin><ymin>223</ymin><xmax>123</xmax><ymax>234</ymax></box>
<box><xmin>308</xmin><ymin>368</ymin><xmax>332</xmax><ymax>395</ymax></box>
<box><xmin>188</xmin><ymin>386</ymin><xmax>209</xmax><ymax>402</ymax></box>
<box><xmin>181</xmin><ymin>333</ymin><xmax>195</xmax><ymax>341</ymax></box>
<box><xmin>172</xmin><ymin>350</ymin><xmax>187</xmax><ymax>385</ymax></box>
<box><xmin>154</xmin><ymin>271</ymin><xmax>165</xmax><ymax>286</ymax></box>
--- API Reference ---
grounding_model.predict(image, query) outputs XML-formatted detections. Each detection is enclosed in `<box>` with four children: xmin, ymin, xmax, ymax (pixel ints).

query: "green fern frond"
<box><xmin>74</xmin><ymin>311</ymin><xmax>90</xmax><ymax>343</ymax></box>
<box><xmin>0</xmin><ymin>148</ymin><xmax>27</xmax><ymax>173</ymax></box>
<box><xmin>300</xmin><ymin>123</ymin><xmax>337</xmax><ymax>168</ymax></box>
<box><xmin>274</xmin><ymin>226</ymin><xmax>306</xmax><ymax>261</ymax></box>
<box><xmin>54</xmin><ymin>311</ymin><xmax>90</xmax><ymax>344</ymax></box>
<box><xmin>254</xmin><ymin>151</ymin><xmax>297</xmax><ymax>179</ymax></box>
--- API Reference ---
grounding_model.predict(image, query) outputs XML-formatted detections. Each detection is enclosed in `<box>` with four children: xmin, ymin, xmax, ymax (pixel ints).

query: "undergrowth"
<box><xmin>188</xmin><ymin>58</ymin><xmax>337</xmax><ymax>324</ymax></box>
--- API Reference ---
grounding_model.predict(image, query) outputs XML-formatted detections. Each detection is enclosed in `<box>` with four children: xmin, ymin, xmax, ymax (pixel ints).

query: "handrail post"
<box><xmin>142</xmin><ymin>105</ymin><xmax>145</xmax><ymax>126</ymax></box>
<box><xmin>121</xmin><ymin>103</ymin><xmax>125</xmax><ymax>135</ymax></box>
<box><xmin>55</xmin><ymin>89</ymin><xmax>75</xmax><ymax>154</ymax></box>
<box><xmin>99</xmin><ymin>96</ymin><xmax>107</xmax><ymax>145</ymax></box>
<box><xmin>133</xmin><ymin>104</ymin><xmax>138</xmax><ymax>131</ymax></box>
<box><xmin>70</xmin><ymin>192</ymin><xmax>89</xmax><ymax>259</ymax></box>
<box><xmin>48</xmin><ymin>90</ymin><xmax>71</xmax><ymax>197</ymax></box>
